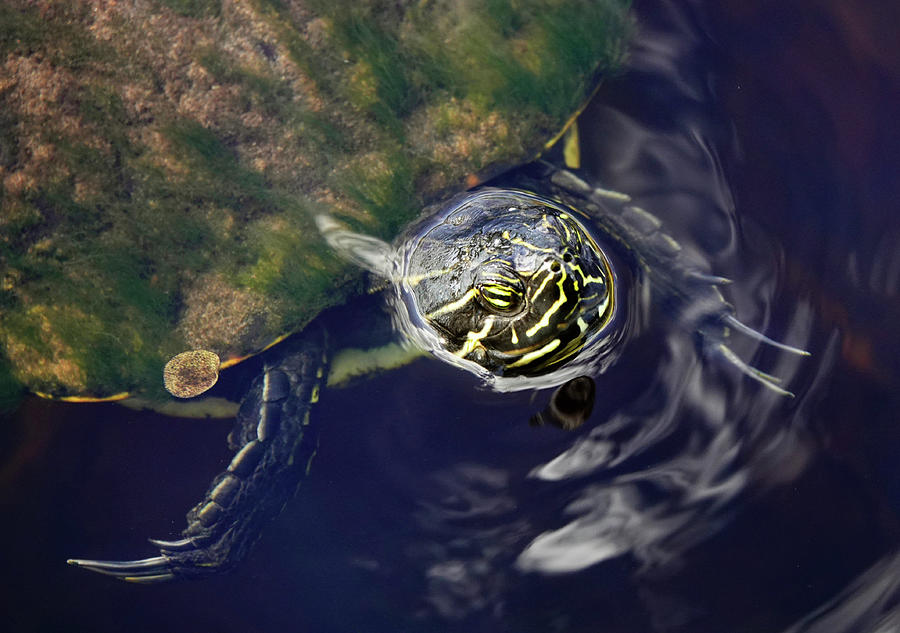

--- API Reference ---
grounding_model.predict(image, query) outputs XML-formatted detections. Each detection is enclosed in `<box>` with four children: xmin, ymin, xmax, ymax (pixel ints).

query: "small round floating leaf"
<box><xmin>163</xmin><ymin>350</ymin><xmax>221</xmax><ymax>399</ymax></box>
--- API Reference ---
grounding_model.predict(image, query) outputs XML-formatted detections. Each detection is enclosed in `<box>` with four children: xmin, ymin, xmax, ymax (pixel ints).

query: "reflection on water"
<box><xmin>428</xmin><ymin>0</ymin><xmax>825</xmax><ymax>585</ymax></box>
<box><xmin>782</xmin><ymin>547</ymin><xmax>900</xmax><ymax>633</ymax></box>
<box><xmin>2</xmin><ymin>0</ymin><xmax>900</xmax><ymax>631</ymax></box>
<box><xmin>404</xmin><ymin>0</ymin><xmax>899</xmax><ymax>628</ymax></box>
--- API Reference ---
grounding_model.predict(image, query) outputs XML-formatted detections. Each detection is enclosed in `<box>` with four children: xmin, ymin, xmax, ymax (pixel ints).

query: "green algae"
<box><xmin>155</xmin><ymin>0</ymin><xmax>221</xmax><ymax>19</ymax></box>
<box><xmin>0</xmin><ymin>0</ymin><xmax>631</xmax><ymax>399</ymax></box>
<box><xmin>325</xmin><ymin>5</ymin><xmax>419</xmax><ymax>134</ymax></box>
<box><xmin>240</xmin><ymin>205</ymin><xmax>355</xmax><ymax>327</ymax></box>
<box><xmin>0</xmin><ymin>3</ymin><xmax>105</xmax><ymax>71</ymax></box>
<box><xmin>164</xmin><ymin>122</ymin><xmax>274</xmax><ymax>214</ymax></box>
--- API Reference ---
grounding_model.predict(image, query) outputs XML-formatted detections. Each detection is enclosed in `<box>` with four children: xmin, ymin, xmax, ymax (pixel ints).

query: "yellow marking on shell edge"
<box><xmin>507</xmin><ymin>338</ymin><xmax>562</xmax><ymax>368</ymax></box>
<box><xmin>219</xmin><ymin>332</ymin><xmax>292</xmax><ymax>369</ymax></box>
<box><xmin>510</xmin><ymin>327</ymin><xmax>519</xmax><ymax>345</ymax></box>
<box><xmin>427</xmin><ymin>287</ymin><xmax>478</xmax><ymax>318</ymax></box>
<box><xmin>35</xmin><ymin>391</ymin><xmax>131</xmax><ymax>403</ymax></box>
<box><xmin>563</xmin><ymin>121</ymin><xmax>581</xmax><ymax>169</ymax></box>
<box><xmin>526</xmin><ymin>270</ymin><xmax>569</xmax><ymax>337</ymax></box>
<box><xmin>540</xmin><ymin>80</ymin><xmax>602</xmax><ymax>154</ymax></box>
<box><xmin>456</xmin><ymin>317</ymin><xmax>495</xmax><ymax>358</ymax></box>
<box><xmin>310</xmin><ymin>384</ymin><xmax>320</xmax><ymax>403</ymax></box>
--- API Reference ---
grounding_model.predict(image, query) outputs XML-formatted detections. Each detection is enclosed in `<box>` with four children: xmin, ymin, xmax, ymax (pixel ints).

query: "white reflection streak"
<box><xmin>516</xmin><ymin>487</ymin><xmax>645</xmax><ymax>573</ymax></box>
<box><xmin>518</xmin><ymin>423</ymin><xmax>749</xmax><ymax>574</ymax></box>
<box><xmin>781</xmin><ymin>549</ymin><xmax>900</xmax><ymax>633</ymax></box>
<box><xmin>528</xmin><ymin>432</ymin><xmax>616</xmax><ymax>481</ymax></box>
<box><xmin>517</xmin><ymin>303</ymin><xmax>821</xmax><ymax>574</ymax></box>
<box><xmin>529</xmin><ymin>337</ymin><xmax>701</xmax><ymax>482</ymax></box>
<box><xmin>425</xmin><ymin>559</ymin><xmax>491</xmax><ymax>619</ymax></box>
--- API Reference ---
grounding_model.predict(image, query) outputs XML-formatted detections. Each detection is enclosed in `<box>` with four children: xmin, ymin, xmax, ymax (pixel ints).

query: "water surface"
<box><xmin>2</xmin><ymin>1</ymin><xmax>900</xmax><ymax>631</ymax></box>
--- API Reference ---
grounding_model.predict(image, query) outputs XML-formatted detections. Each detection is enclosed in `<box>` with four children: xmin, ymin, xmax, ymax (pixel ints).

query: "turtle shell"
<box><xmin>0</xmin><ymin>0</ymin><xmax>630</xmax><ymax>401</ymax></box>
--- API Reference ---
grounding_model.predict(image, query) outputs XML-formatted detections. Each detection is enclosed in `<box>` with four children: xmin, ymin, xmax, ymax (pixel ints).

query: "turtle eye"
<box><xmin>474</xmin><ymin>260</ymin><xmax>525</xmax><ymax>315</ymax></box>
<box><xmin>477</xmin><ymin>281</ymin><xmax>522</xmax><ymax>313</ymax></box>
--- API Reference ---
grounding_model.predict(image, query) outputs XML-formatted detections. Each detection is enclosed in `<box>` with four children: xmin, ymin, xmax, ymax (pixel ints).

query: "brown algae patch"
<box><xmin>175</xmin><ymin>272</ymin><xmax>275</xmax><ymax>358</ymax></box>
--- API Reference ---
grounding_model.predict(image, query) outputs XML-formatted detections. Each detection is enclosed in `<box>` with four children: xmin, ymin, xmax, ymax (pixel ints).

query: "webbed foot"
<box><xmin>68</xmin><ymin>326</ymin><xmax>329</xmax><ymax>581</ymax></box>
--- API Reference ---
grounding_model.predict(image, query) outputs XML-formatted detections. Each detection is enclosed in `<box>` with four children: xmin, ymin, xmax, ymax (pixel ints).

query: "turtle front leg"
<box><xmin>68</xmin><ymin>326</ymin><xmax>329</xmax><ymax>582</ymax></box>
<box><xmin>545</xmin><ymin>166</ymin><xmax>811</xmax><ymax>396</ymax></box>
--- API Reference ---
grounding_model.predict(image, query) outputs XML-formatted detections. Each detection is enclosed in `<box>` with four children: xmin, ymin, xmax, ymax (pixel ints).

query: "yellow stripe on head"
<box><xmin>456</xmin><ymin>317</ymin><xmax>496</xmax><ymax>357</ymax></box>
<box><xmin>426</xmin><ymin>287</ymin><xmax>478</xmax><ymax>318</ymax></box>
<box><xmin>506</xmin><ymin>338</ymin><xmax>562</xmax><ymax>368</ymax></box>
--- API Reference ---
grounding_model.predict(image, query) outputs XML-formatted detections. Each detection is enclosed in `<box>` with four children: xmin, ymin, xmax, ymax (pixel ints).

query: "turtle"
<box><xmin>0</xmin><ymin>0</ymin><xmax>637</xmax><ymax>408</ymax></box>
<box><xmin>66</xmin><ymin>159</ymin><xmax>809</xmax><ymax>582</ymax></box>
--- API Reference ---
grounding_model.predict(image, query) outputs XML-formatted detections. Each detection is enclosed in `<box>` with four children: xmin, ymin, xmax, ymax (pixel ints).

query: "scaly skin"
<box><xmin>68</xmin><ymin>324</ymin><xmax>329</xmax><ymax>581</ymax></box>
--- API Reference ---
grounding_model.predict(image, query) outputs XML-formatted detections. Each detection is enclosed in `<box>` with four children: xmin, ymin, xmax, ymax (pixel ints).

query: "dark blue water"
<box><xmin>3</xmin><ymin>1</ymin><xmax>900</xmax><ymax>631</ymax></box>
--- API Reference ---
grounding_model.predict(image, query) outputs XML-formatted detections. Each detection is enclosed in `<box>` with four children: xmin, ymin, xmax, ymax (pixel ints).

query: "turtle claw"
<box><xmin>67</xmin><ymin>556</ymin><xmax>175</xmax><ymax>584</ymax></box>
<box><xmin>715</xmin><ymin>342</ymin><xmax>794</xmax><ymax>397</ymax></box>
<box><xmin>147</xmin><ymin>536</ymin><xmax>197</xmax><ymax>551</ymax></box>
<box><xmin>717</xmin><ymin>315</ymin><xmax>810</xmax><ymax>395</ymax></box>
<box><xmin>724</xmin><ymin>315</ymin><xmax>810</xmax><ymax>356</ymax></box>
<box><xmin>68</xmin><ymin>326</ymin><xmax>330</xmax><ymax>581</ymax></box>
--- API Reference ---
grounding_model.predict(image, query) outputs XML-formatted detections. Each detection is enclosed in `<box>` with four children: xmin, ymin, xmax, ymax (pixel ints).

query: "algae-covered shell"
<box><xmin>0</xmin><ymin>0</ymin><xmax>630</xmax><ymax>401</ymax></box>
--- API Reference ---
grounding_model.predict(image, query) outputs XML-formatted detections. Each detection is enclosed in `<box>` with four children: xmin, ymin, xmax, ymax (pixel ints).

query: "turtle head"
<box><xmin>397</xmin><ymin>189</ymin><xmax>616</xmax><ymax>377</ymax></box>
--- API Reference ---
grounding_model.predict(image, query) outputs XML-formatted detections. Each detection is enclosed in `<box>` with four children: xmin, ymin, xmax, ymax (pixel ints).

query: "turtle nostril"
<box><xmin>562</xmin><ymin>252</ymin><xmax>573</xmax><ymax>263</ymax></box>
<box><xmin>550</xmin><ymin>260</ymin><xmax>562</xmax><ymax>272</ymax></box>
